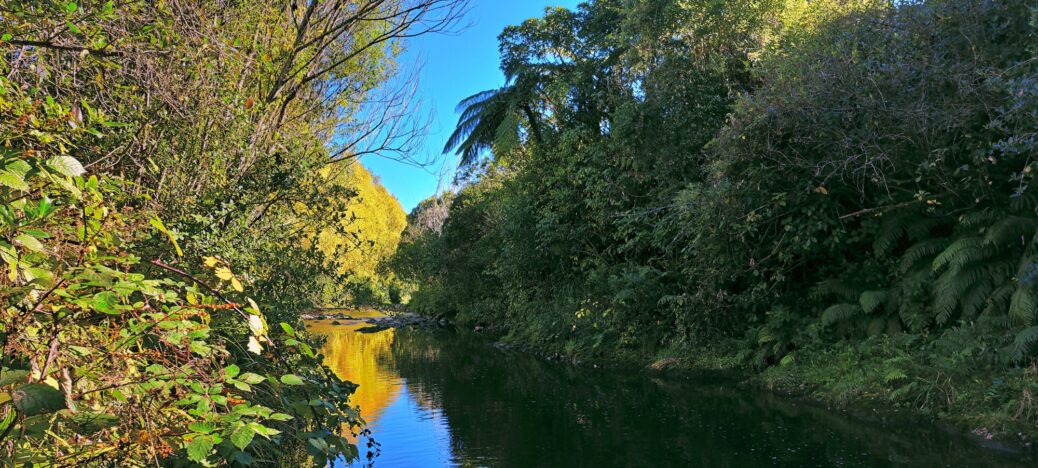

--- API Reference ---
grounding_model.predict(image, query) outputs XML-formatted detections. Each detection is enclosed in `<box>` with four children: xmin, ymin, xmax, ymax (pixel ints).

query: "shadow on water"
<box><xmin>308</xmin><ymin>320</ymin><xmax>1032</xmax><ymax>467</ymax></box>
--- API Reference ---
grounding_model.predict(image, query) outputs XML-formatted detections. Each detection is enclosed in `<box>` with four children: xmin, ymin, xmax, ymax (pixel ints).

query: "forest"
<box><xmin>2</xmin><ymin>0</ymin><xmax>1038</xmax><ymax>466</ymax></box>
<box><xmin>0</xmin><ymin>0</ymin><xmax>447</xmax><ymax>464</ymax></box>
<box><xmin>394</xmin><ymin>0</ymin><xmax>1038</xmax><ymax>442</ymax></box>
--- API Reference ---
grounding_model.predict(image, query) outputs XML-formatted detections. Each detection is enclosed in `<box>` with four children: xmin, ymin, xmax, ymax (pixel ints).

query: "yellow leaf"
<box><xmin>203</xmin><ymin>256</ymin><xmax>219</xmax><ymax>268</ymax></box>
<box><xmin>231</xmin><ymin>277</ymin><xmax>244</xmax><ymax>292</ymax></box>
<box><xmin>247</xmin><ymin>336</ymin><xmax>263</xmax><ymax>355</ymax></box>
<box><xmin>215</xmin><ymin>267</ymin><xmax>234</xmax><ymax>281</ymax></box>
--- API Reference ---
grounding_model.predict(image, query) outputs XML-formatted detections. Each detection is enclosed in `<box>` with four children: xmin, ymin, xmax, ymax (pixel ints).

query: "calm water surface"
<box><xmin>306</xmin><ymin>313</ymin><xmax>1031</xmax><ymax>467</ymax></box>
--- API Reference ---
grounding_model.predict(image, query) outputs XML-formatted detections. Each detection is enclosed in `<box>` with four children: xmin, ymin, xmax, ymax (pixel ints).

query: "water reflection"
<box><xmin>308</xmin><ymin>317</ymin><xmax>1032</xmax><ymax>467</ymax></box>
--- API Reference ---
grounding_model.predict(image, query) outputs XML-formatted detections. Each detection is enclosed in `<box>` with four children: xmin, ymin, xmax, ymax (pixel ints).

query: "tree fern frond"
<box><xmin>813</xmin><ymin>280</ymin><xmax>860</xmax><ymax>301</ymax></box>
<box><xmin>821</xmin><ymin>303</ymin><xmax>863</xmax><ymax>326</ymax></box>
<box><xmin>932</xmin><ymin>237</ymin><xmax>984</xmax><ymax>272</ymax></box>
<box><xmin>983</xmin><ymin>215</ymin><xmax>1038</xmax><ymax>248</ymax></box>
<box><xmin>900</xmin><ymin>238</ymin><xmax>951</xmax><ymax>273</ymax></box>
<box><xmin>1005</xmin><ymin>326</ymin><xmax>1038</xmax><ymax>363</ymax></box>
<box><xmin>1010</xmin><ymin>193</ymin><xmax>1038</xmax><ymax>212</ymax></box>
<box><xmin>905</xmin><ymin>217</ymin><xmax>944</xmax><ymax>242</ymax></box>
<box><xmin>1009</xmin><ymin>287</ymin><xmax>1038</xmax><ymax>325</ymax></box>
<box><xmin>859</xmin><ymin>290</ymin><xmax>889</xmax><ymax>314</ymax></box>
<box><xmin>983</xmin><ymin>283</ymin><xmax>1016</xmax><ymax>318</ymax></box>
<box><xmin>874</xmin><ymin>211</ymin><xmax>912</xmax><ymax>257</ymax></box>
<box><xmin>958</xmin><ymin>209</ymin><xmax>999</xmax><ymax>229</ymax></box>
<box><xmin>960</xmin><ymin>279</ymin><xmax>994</xmax><ymax>320</ymax></box>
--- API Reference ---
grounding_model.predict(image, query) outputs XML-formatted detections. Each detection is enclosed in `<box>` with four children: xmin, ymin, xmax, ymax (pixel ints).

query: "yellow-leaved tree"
<box><xmin>298</xmin><ymin>162</ymin><xmax>408</xmax><ymax>305</ymax></box>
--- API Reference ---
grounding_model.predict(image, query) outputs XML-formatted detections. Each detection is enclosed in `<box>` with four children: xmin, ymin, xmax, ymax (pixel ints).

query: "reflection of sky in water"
<box><xmin>308</xmin><ymin>317</ymin><xmax>458</xmax><ymax>467</ymax></box>
<box><xmin>345</xmin><ymin>381</ymin><xmax>455</xmax><ymax>467</ymax></box>
<box><xmin>309</xmin><ymin>315</ymin><xmax>1033</xmax><ymax>468</ymax></box>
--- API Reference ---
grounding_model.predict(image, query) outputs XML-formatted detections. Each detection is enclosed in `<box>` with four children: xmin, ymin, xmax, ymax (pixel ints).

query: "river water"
<box><xmin>306</xmin><ymin>312</ymin><xmax>1031</xmax><ymax>467</ymax></box>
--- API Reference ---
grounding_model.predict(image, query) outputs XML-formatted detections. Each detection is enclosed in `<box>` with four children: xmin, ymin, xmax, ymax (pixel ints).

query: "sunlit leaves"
<box><xmin>11</xmin><ymin>384</ymin><xmax>66</xmax><ymax>416</ymax></box>
<box><xmin>47</xmin><ymin>156</ymin><xmax>86</xmax><ymax>177</ymax></box>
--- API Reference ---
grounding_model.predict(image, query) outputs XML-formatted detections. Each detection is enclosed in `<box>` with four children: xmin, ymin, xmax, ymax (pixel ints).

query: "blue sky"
<box><xmin>359</xmin><ymin>0</ymin><xmax>581</xmax><ymax>213</ymax></box>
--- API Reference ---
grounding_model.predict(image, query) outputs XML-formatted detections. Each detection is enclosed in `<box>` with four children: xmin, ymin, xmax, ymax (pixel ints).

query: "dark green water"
<box><xmin>312</xmin><ymin>320</ymin><xmax>1031</xmax><ymax>467</ymax></box>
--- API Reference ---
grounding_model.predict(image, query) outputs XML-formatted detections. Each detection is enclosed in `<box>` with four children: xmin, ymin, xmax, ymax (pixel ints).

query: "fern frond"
<box><xmin>812</xmin><ymin>280</ymin><xmax>860</xmax><ymax>302</ymax></box>
<box><xmin>983</xmin><ymin>216</ymin><xmax>1038</xmax><ymax>248</ymax></box>
<box><xmin>900</xmin><ymin>238</ymin><xmax>950</xmax><ymax>274</ymax></box>
<box><xmin>874</xmin><ymin>213</ymin><xmax>908</xmax><ymax>257</ymax></box>
<box><xmin>958</xmin><ymin>209</ymin><xmax>999</xmax><ymax>229</ymax></box>
<box><xmin>859</xmin><ymin>290</ymin><xmax>889</xmax><ymax>314</ymax></box>
<box><xmin>960</xmin><ymin>279</ymin><xmax>994</xmax><ymax>319</ymax></box>
<box><xmin>821</xmin><ymin>303</ymin><xmax>863</xmax><ymax>326</ymax></box>
<box><xmin>905</xmin><ymin>217</ymin><xmax>944</xmax><ymax>242</ymax></box>
<box><xmin>1005</xmin><ymin>326</ymin><xmax>1038</xmax><ymax>363</ymax></box>
<box><xmin>932</xmin><ymin>237</ymin><xmax>984</xmax><ymax>272</ymax></box>
<box><xmin>983</xmin><ymin>283</ymin><xmax>1016</xmax><ymax>318</ymax></box>
<box><xmin>1009</xmin><ymin>287</ymin><xmax>1038</xmax><ymax>325</ymax></box>
<box><xmin>1010</xmin><ymin>193</ymin><xmax>1038</xmax><ymax>212</ymax></box>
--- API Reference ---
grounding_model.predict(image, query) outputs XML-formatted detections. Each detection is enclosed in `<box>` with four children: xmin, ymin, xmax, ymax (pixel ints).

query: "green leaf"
<box><xmin>48</xmin><ymin>155</ymin><xmax>86</xmax><ymax>177</ymax></box>
<box><xmin>12</xmin><ymin>383</ymin><xmax>66</xmax><ymax>416</ymax></box>
<box><xmin>90</xmin><ymin>291</ymin><xmax>119</xmax><ymax>314</ymax></box>
<box><xmin>224</xmin><ymin>364</ymin><xmax>241</xmax><ymax>379</ymax></box>
<box><xmin>279</xmin><ymin>374</ymin><xmax>304</xmax><ymax>386</ymax></box>
<box><xmin>239</xmin><ymin>373</ymin><xmax>265</xmax><ymax>385</ymax></box>
<box><xmin>15</xmin><ymin>234</ymin><xmax>44</xmax><ymax>253</ymax></box>
<box><xmin>0</xmin><ymin>171</ymin><xmax>28</xmax><ymax>191</ymax></box>
<box><xmin>268</xmin><ymin>413</ymin><xmax>293</xmax><ymax>421</ymax></box>
<box><xmin>0</xmin><ymin>369</ymin><xmax>30</xmax><ymax>387</ymax></box>
<box><xmin>231</xmin><ymin>424</ymin><xmax>256</xmax><ymax>450</ymax></box>
<box><xmin>186</xmin><ymin>435</ymin><xmax>215</xmax><ymax>462</ymax></box>
<box><xmin>188</xmin><ymin>422</ymin><xmax>215</xmax><ymax>434</ymax></box>
<box><xmin>0</xmin><ymin>408</ymin><xmax>15</xmax><ymax>434</ymax></box>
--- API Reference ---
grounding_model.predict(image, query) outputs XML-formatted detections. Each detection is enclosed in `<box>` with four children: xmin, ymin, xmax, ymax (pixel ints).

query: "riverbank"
<box><xmin>443</xmin><ymin>320</ymin><xmax>1038</xmax><ymax>456</ymax></box>
<box><xmin>325</xmin><ymin>308</ymin><xmax>1036</xmax><ymax>456</ymax></box>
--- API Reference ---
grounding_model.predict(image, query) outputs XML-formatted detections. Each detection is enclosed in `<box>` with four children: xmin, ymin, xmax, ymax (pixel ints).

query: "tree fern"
<box><xmin>899</xmin><ymin>238</ymin><xmax>951</xmax><ymax>273</ymax></box>
<box><xmin>812</xmin><ymin>280</ymin><xmax>860</xmax><ymax>302</ymax></box>
<box><xmin>932</xmin><ymin>237</ymin><xmax>988</xmax><ymax>272</ymax></box>
<box><xmin>822</xmin><ymin>303</ymin><xmax>863</xmax><ymax>326</ymax></box>
<box><xmin>1008</xmin><ymin>287</ymin><xmax>1038</xmax><ymax>325</ymax></box>
<box><xmin>983</xmin><ymin>283</ymin><xmax>1017</xmax><ymax>319</ymax></box>
<box><xmin>859</xmin><ymin>290</ymin><xmax>889</xmax><ymax>314</ymax></box>
<box><xmin>1005</xmin><ymin>326</ymin><xmax>1038</xmax><ymax>363</ymax></box>
<box><xmin>982</xmin><ymin>215</ymin><xmax>1037</xmax><ymax>248</ymax></box>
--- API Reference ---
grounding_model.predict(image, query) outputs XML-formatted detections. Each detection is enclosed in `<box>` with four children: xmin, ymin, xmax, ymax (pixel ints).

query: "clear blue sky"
<box><xmin>360</xmin><ymin>0</ymin><xmax>581</xmax><ymax>213</ymax></box>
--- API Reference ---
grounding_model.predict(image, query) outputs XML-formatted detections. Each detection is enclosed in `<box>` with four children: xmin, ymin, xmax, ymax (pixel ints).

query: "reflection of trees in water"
<box><xmin>307</xmin><ymin>322</ymin><xmax>401</xmax><ymax>426</ymax></box>
<box><xmin>389</xmin><ymin>329</ymin><xmax>1030</xmax><ymax>467</ymax></box>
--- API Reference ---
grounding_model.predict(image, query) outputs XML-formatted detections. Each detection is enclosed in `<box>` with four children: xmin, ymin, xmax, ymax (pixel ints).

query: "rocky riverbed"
<box><xmin>302</xmin><ymin>309</ymin><xmax>449</xmax><ymax>332</ymax></box>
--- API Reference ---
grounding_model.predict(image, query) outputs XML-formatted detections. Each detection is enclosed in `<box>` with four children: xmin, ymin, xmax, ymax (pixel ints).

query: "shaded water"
<box><xmin>307</xmin><ymin>313</ymin><xmax>1030</xmax><ymax>467</ymax></box>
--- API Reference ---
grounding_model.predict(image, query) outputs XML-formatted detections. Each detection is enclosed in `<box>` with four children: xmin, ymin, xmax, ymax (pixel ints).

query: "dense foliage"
<box><xmin>0</xmin><ymin>0</ymin><xmax>458</xmax><ymax>465</ymax></box>
<box><xmin>395</xmin><ymin>0</ymin><xmax>1038</xmax><ymax>438</ymax></box>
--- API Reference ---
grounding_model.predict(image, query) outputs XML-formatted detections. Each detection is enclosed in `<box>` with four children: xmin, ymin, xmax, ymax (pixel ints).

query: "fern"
<box><xmin>1005</xmin><ymin>326</ymin><xmax>1038</xmax><ymax>363</ymax></box>
<box><xmin>859</xmin><ymin>290</ymin><xmax>888</xmax><ymax>314</ymax></box>
<box><xmin>982</xmin><ymin>215</ymin><xmax>1037</xmax><ymax>248</ymax></box>
<box><xmin>900</xmin><ymin>238</ymin><xmax>951</xmax><ymax>274</ymax></box>
<box><xmin>983</xmin><ymin>283</ymin><xmax>1016</xmax><ymax>318</ymax></box>
<box><xmin>959</xmin><ymin>279</ymin><xmax>995</xmax><ymax>319</ymax></box>
<box><xmin>873</xmin><ymin>211</ymin><xmax>911</xmax><ymax>257</ymax></box>
<box><xmin>822</xmin><ymin>303</ymin><xmax>863</xmax><ymax>326</ymax></box>
<box><xmin>932</xmin><ymin>237</ymin><xmax>984</xmax><ymax>272</ymax></box>
<box><xmin>812</xmin><ymin>280</ymin><xmax>860</xmax><ymax>302</ymax></box>
<box><xmin>1008</xmin><ymin>287</ymin><xmax>1038</xmax><ymax>325</ymax></box>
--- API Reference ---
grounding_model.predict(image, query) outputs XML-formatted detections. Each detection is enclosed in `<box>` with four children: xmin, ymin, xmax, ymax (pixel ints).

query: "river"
<box><xmin>306</xmin><ymin>311</ymin><xmax>1031</xmax><ymax>467</ymax></box>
